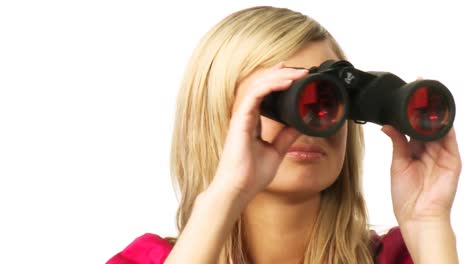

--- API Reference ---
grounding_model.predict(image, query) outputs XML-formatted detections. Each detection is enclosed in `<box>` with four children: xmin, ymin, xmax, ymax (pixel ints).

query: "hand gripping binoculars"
<box><xmin>260</xmin><ymin>60</ymin><xmax>455</xmax><ymax>141</ymax></box>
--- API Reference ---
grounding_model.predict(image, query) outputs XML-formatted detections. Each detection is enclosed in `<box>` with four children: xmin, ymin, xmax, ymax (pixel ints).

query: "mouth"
<box><xmin>286</xmin><ymin>145</ymin><xmax>326</xmax><ymax>162</ymax></box>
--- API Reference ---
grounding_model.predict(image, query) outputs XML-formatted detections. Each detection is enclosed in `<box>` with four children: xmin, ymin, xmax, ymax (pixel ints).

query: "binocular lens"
<box><xmin>298</xmin><ymin>80</ymin><xmax>345</xmax><ymax>131</ymax></box>
<box><xmin>406</xmin><ymin>86</ymin><xmax>450</xmax><ymax>136</ymax></box>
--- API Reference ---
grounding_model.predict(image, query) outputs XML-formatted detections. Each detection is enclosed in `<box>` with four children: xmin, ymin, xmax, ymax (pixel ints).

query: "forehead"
<box><xmin>285</xmin><ymin>40</ymin><xmax>340</xmax><ymax>69</ymax></box>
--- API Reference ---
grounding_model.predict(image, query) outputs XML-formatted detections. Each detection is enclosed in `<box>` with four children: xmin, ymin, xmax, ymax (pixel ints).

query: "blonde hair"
<box><xmin>170</xmin><ymin>6</ymin><xmax>373</xmax><ymax>264</ymax></box>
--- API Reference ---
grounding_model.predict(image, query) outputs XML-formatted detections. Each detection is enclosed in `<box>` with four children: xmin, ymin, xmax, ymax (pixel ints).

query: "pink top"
<box><xmin>107</xmin><ymin>227</ymin><xmax>412</xmax><ymax>264</ymax></box>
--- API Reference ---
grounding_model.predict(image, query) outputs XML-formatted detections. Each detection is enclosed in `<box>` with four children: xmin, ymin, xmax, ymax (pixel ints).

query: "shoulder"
<box><xmin>106</xmin><ymin>233</ymin><xmax>174</xmax><ymax>264</ymax></box>
<box><xmin>371</xmin><ymin>227</ymin><xmax>413</xmax><ymax>264</ymax></box>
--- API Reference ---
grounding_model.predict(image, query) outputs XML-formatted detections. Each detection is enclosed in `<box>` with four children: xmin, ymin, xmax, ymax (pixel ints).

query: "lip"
<box><xmin>286</xmin><ymin>145</ymin><xmax>326</xmax><ymax>162</ymax></box>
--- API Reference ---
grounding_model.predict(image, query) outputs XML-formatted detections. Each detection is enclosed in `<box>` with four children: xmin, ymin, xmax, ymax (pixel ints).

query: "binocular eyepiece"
<box><xmin>260</xmin><ymin>60</ymin><xmax>455</xmax><ymax>141</ymax></box>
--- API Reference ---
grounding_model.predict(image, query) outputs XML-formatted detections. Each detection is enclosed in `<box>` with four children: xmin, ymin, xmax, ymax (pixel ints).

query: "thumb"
<box><xmin>272</xmin><ymin>126</ymin><xmax>301</xmax><ymax>155</ymax></box>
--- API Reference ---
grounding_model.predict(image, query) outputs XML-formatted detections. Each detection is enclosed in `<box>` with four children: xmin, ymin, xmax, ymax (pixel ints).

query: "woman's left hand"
<box><xmin>382</xmin><ymin>125</ymin><xmax>462</xmax><ymax>226</ymax></box>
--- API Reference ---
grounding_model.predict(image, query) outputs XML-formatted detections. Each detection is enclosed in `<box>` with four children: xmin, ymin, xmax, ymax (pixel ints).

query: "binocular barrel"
<box><xmin>260</xmin><ymin>60</ymin><xmax>455</xmax><ymax>141</ymax></box>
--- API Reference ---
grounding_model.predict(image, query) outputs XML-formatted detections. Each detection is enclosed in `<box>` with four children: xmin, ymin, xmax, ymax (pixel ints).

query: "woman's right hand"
<box><xmin>208</xmin><ymin>62</ymin><xmax>310</xmax><ymax>202</ymax></box>
<box><xmin>165</xmin><ymin>63</ymin><xmax>309</xmax><ymax>264</ymax></box>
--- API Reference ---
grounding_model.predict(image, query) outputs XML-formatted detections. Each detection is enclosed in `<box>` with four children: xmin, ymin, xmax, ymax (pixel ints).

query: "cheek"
<box><xmin>260</xmin><ymin>117</ymin><xmax>285</xmax><ymax>143</ymax></box>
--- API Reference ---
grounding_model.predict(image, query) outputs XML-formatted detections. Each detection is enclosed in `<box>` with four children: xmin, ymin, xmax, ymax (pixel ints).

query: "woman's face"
<box><xmin>234</xmin><ymin>40</ymin><xmax>348</xmax><ymax>197</ymax></box>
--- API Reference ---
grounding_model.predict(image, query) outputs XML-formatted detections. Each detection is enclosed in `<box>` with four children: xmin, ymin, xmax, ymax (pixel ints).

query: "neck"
<box><xmin>242</xmin><ymin>191</ymin><xmax>321</xmax><ymax>264</ymax></box>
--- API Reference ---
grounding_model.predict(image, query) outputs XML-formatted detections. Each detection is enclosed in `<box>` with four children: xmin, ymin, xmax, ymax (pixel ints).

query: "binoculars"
<box><xmin>260</xmin><ymin>60</ymin><xmax>455</xmax><ymax>141</ymax></box>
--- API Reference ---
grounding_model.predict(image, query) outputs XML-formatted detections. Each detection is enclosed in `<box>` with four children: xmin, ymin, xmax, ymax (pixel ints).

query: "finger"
<box><xmin>268</xmin><ymin>61</ymin><xmax>309</xmax><ymax>78</ymax></box>
<box><xmin>422</xmin><ymin>127</ymin><xmax>460</xmax><ymax>164</ymax></box>
<box><xmin>236</xmin><ymin>78</ymin><xmax>292</xmax><ymax>118</ymax></box>
<box><xmin>231</xmin><ymin>64</ymin><xmax>308</xmax><ymax>136</ymax></box>
<box><xmin>260</xmin><ymin>68</ymin><xmax>309</xmax><ymax>88</ymax></box>
<box><xmin>381</xmin><ymin>125</ymin><xmax>411</xmax><ymax>172</ymax></box>
<box><xmin>408</xmin><ymin>137</ymin><xmax>425</xmax><ymax>159</ymax></box>
<box><xmin>272</xmin><ymin>126</ymin><xmax>301</xmax><ymax>155</ymax></box>
<box><xmin>230</xmin><ymin>78</ymin><xmax>293</xmax><ymax>136</ymax></box>
<box><xmin>440</xmin><ymin>127</ymin><xmax>460</xmax><ymax>157</ymax></box>
<box><xmin>266</xmin><ymin>60</ymin><xmax>310</xmax><ymax>79</ymax></box>
<box><xmin>236</xmin><ymin>69</ymin><xmax>308</xmax><ymax>118</ymax></box>
<box><xmin>270</xmin><ymin>66</ymin><xmax>310</xmax><ymax>78</ymax></box>
<box><xmin>254</xmin><ymin>118</ymin><xmax>262</xmax><ymax>140</ymax></box>
<box><xmin>272</xmin><ymin>61</ymin><xmax>286</xmax><ymax>70</ymax></box>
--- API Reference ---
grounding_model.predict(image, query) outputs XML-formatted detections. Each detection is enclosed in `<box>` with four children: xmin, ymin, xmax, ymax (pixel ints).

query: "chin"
<box><xmin>265</xmin><ymin>162</ymin><xmax>338</xmax><ymax>197</ymax></box>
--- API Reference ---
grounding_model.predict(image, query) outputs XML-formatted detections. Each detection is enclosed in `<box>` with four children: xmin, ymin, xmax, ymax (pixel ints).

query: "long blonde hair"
<box><xmin>170</xmin><ymin>6</ymin><xmax>373</xmax><ymax>264</ymax></box>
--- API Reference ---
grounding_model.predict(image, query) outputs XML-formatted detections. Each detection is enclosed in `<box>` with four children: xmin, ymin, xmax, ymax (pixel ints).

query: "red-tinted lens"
<box><xmin>298</xmin><ymin>80</ymin><xmax>344</xmax><ymax>131</ymax></box>
<box><xmin>406</xmin><ymin>86</ymin><xmax>450</xmax><ymax>135</ymax></box>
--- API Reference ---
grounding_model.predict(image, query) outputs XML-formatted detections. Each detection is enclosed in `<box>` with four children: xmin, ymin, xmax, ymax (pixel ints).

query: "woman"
<box><xmin>108</xmin><ymin>6</ymin><xmax>461</xmax><ymax>264</ymax></box>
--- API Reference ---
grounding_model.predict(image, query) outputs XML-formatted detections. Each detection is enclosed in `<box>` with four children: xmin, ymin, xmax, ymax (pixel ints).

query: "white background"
<box><xmin>1</xmin><ymin>1</ymin><xmax>467</xmax><ymax>263</ymax></box>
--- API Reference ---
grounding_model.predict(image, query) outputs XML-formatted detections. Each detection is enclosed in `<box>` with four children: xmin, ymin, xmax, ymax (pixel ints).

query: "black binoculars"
<box><xmin>260</xmin><ymin>60</ymin><xmax>455</xmax><ymax>141</ymax></box>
